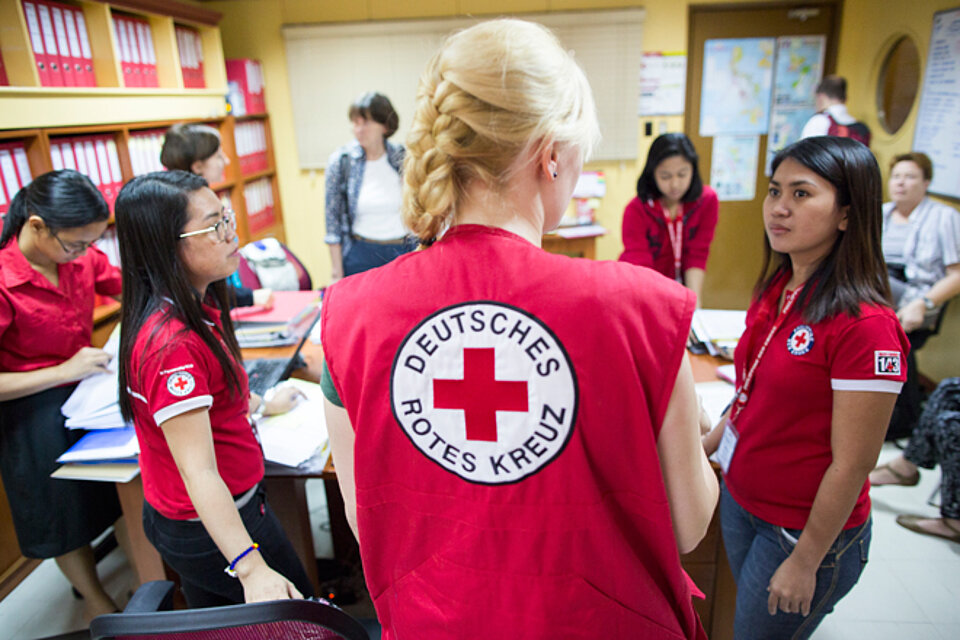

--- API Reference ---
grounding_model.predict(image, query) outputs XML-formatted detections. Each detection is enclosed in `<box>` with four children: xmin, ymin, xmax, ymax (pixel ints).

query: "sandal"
<box><xmin>870</xmin><ymin>462</ymin><xmax>920</xmax><ymax>487</ymax></box>
<box><xmin>896</xmin><ymin>515</ymin><xmax>960</xmax><ymax>544</ymax></box>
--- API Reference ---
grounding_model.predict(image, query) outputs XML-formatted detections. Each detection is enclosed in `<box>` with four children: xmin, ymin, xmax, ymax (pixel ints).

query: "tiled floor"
<box><xmin>2</xmin><ymin>444</ymin><xmax>959</xmax><ymax>639</ymax></box>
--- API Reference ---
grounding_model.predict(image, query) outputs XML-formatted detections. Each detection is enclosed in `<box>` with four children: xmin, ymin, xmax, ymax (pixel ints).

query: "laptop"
<box><xmin>243</xmin><ymin>309</ymin><xmax>320</xmax><ymax>396</ymax></box>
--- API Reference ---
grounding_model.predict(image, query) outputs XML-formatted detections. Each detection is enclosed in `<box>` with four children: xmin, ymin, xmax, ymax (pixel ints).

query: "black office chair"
<box><xmin>90</xmin><ymin>581</ymin><xmax>369</xmax><ymax>640</ymax></box>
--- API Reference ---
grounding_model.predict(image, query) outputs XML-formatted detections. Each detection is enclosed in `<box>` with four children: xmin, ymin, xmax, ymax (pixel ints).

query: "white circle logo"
<box><xmin>166</xmin><ymin>371</ymin><xmax>196</xmax><ymax>397</ymax></box>
<box><xmin>391</xmin><ymin>302</ymin><xmax>578</xmax><ymax>485</ymax></box>
<box><xmin>787</xmin><ymin>325</ymin><xmax>815</xmax><ymax>356</ymax></box>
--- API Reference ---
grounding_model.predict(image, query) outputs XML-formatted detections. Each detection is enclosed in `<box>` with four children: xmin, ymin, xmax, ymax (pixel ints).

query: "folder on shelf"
<box><xmin>72</xmin><ymin>139</ymin><xmax>88</xmax><ymax>176</ymax></box>
<box><xmin>58</xmin><ymin>141</ymin><xmax>76</xmax><ymax>170</ymax></box>
<box><xmin>59</xmin><ymin>4</ymin><xmax>83</xmax><ymax>86</ymax></box>
<box><xmin>22</xmin><ymin>1</ymin><xmax>52</xmax><ymax>86</ymax></box>
<box><xmin>48</xmin><ymin>3</ymin><xmax>77</xmax><ymax>87</ymax></box>
<box><xmin>0</xmin><ymin>149</ymin><xmax>22</xmax><ymax>205</ymax></box>
<box><xmin>50</xmin><ymin>143</ymin><xmax>64</xmax><ymax>170</ymax></box>
<box><xmin>113</xmin><ymin>15</ymin><xmax>133</xmax><ymax>87</ymax></box>
<box><xmin>137</xmin><ymin>20</ymin><xmax>158</xmax><ymax>87</ymax></box>
<box><xmin>34</xmin><ymin>1</ymin><xmax>64</xmax><ymax>86</ymax></box>
<box><xmin>72</xmin><ymin>7</ymin><xmax>96</xmax><ymax>86</ymax></box>
<box><xmin>124</xmin><ymin>18</ymin><xmax>143</xmax><ymax>88</ymax></box>
<box><xmin>0</xmin><ymin>177</ymin><xmax>8</xmax><ymax>216</ymax></box>
<box><xmin>94</xmin><ymin>137</ymin><xmax>118</xmax><ymax>206</ymax></box>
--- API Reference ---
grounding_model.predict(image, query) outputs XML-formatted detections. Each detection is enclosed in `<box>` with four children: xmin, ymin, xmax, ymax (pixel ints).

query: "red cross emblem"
<box><xmin>166</xmin><ymin>371</ymin><xmax>195</xmax><ymax>397</ymax></box>
<box><xmin>787</xmin><ymin>325</ymin><xmax>814</xmax><ymax>356</ymax></box>
<box><xmin>433</xmin><ymin>348</ymin><xmax>528</xmax><ymax>442</ymax></box>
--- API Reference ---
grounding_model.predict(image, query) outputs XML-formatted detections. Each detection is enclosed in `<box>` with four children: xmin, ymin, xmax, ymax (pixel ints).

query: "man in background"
<box><xmin>800</xmin><ymin>75</ymin><xmax>871</xmax><ymax>146</ymax></box>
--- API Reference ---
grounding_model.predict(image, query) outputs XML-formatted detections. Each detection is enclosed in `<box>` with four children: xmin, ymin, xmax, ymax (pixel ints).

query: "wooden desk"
<box><xmin>541</xmin><ymin>225</ymin><xmax>605</xmax><ymax>260</ymax></box>
<box><xmin>117</xmin><ymin>344</ymin><xmax>734</xmax><ymax>636</ymax></box>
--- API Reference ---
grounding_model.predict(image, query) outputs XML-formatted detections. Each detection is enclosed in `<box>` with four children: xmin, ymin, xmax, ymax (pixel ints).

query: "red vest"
<box><xmin>323</xmin><ymin>224</ymin><xmax>704</xmax><ymax>639</ymax></box>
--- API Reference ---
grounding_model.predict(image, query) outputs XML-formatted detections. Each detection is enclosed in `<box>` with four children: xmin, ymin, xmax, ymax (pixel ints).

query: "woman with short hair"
<box><xmin>324</xmin><ymin>92</ymin><xmax>414</xmax><ymax>281</ymax></box>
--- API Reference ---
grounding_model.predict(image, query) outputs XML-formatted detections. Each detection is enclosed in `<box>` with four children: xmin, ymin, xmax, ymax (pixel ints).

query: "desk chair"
<box><xmin>90</xmin><ymin>581</ymin><xmax>369</xmax><ymax>640</ymax></box>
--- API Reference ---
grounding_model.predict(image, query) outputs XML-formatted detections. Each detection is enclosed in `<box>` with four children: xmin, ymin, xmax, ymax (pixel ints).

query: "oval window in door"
<box><xmin>875</xmin><ymin>36</ymin><xmax>921</xmax><ymax>135</ymax></box>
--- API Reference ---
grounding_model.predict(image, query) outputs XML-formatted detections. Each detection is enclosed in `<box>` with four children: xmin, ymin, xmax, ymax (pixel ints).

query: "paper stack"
<box><xmin>690</xmin><ymin>309</ymin><xmax>747</xmax><ymax>359</ymax></box>
<box><xmin>231</xmin><ymin>290</ymin><xmax>321</xmax><ymax>348</ymax></box>
<box><xmin>256</xmin><ymin>378</ymin><xmax>329</xmax><ymax>468</ymax></box>
<box><xmin>61</xmin><ymin>327</ymin><xmax>127</xmax><ymax>430</ymax></box>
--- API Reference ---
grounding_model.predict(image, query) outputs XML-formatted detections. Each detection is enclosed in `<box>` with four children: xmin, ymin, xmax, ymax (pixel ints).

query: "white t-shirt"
<box><xmin>352</xmin><ymin>154</ymin><xmax>406</xmax><ymax>241</ymax></box>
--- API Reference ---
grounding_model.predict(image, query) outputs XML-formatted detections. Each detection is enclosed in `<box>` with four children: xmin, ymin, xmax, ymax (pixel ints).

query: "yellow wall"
<box><xmin>203</xmin><ymin>0</ymin><xmax>957</xmax><ymax>379</ymax></box>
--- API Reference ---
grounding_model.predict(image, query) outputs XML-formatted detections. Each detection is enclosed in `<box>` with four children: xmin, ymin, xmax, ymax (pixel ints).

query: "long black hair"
<box><xmin>757</xmin><ymin>136</ymin><xmax>890</xmax><ymax>323</ymax></box>
<box><xmin>636</xmin><ymin>133</ymin><xmax>704</xmax><ymax>203</ymax></box>
<box><xmin>0</xmin><ymin>169</ymin><xmax>108</xmax><ymax>248</ymax></box>
<box><xmin>115</xmin><ymin>171</ymin><xmax>242</xmax><ymax>421</ymax></box>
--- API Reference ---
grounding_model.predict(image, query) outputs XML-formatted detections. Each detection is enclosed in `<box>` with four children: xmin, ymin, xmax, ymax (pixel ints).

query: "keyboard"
<box><xmin>244</xmin><ymin>358</ymin><xmax>289</xmax><ymax>396</ymax></box>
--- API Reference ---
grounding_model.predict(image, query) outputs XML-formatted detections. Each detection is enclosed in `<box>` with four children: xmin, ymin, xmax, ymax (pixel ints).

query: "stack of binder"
<box><xmin>235</xmin><ymin>121</ymin><xmax>268</xmax><ymax>175</ymax></box>
<box><xmin>243</xmin><ymin>178</ymin><xmax>275</xmax><ymax>234</ymax></box>
<box><xmin>49</xmin><ymin>134</ymin><xmax>124</xmax><ymax>210</ymax></box>
<box><xmin>0</xmin><ymin>142</ymin><xmax>33</xmax><ymax>217</ymax></box>
<box><xmin>128</xmin><ymin>128</ymin><xmax>167</xmax><ymax>176</ymax></box>
<box><xmin>232</xmin><ymin>290</ymin><xmax>320</xmax><ymax>348</ymax></box>
<box><xmin>175</xmin><ymin>24</ymin><xmax>205</xmax><ymax>88</ymax></box>
<box><xmin>225</xmin><ymin>58</ymin><xmax>265</xmax><ymax>115</ymax></box>
<box><xmin>22</xmin><ymin>0</ymin><xmax>96</xmax><ymax>87</ymax></box>
<box><xmin>112</xmin><ymin>12</ymin><xmax>158</xmax><ymax>88</ymax></box>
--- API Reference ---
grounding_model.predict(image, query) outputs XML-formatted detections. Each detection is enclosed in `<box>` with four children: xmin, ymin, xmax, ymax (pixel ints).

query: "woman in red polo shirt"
<box><xmin>0</xmin><ymin>169</ymin><xmax>123</xmax><ymax>619</ymax></box>
<box><xmin>702</xmin><ymin>137</ymin><xmax>908</xmax><ymax>639</ymax></box>
<box><xmin>114</xmin><ymin>170</ymin><xmax>312</xmax><ymax>607</ymax></box>
<box><xmin>619</xmin><ymin>133</ymin><xmax>719</xmax><ymax>301</ymax></box>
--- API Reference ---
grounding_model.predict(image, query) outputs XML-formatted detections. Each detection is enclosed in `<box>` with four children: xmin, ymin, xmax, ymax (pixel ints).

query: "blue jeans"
<box><xmin>720</xmin><ymin>486</ymin><xmax>870</xmax><ymax>639</ymax></box>
<box><xmin>143</xmin><ymin>483</ymin><xmax>314</xmax><ymax>608</ymax></box>
<box><xmin>343</xmin><ymin>236</ymin><xmax>416</xmax><ymax>276</ymax></box>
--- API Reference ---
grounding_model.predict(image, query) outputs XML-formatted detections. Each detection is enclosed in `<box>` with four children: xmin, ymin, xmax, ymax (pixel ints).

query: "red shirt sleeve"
<box><xmin>619</xmin><ymin>197</ymin><xmax>655</xmax><ymax>267</ymax></box>
<box><xmin>682</xmin><ymin>186</ymin><xmax>719</xmax><ymax>272</ymax></box>
<box><xmin>140</xmin><ymin>334</ymin><xmax>214</xmax><ymax>427</ymax></box>
<box><xmin>829</xmin><ymin>310</ymin><xmax>909</xmax><ymax>393</ymax></box>
<box><xmin>88</xmin><ymin>245</ymin><xmax>122</xmax><ymax>297</ymax></box>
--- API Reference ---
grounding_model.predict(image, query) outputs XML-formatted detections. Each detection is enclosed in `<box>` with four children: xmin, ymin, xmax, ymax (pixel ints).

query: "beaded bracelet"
<box><xmin>224</xmin><ymin>543</ymin><xmax>260</xmax><ymax>578</ymax></box>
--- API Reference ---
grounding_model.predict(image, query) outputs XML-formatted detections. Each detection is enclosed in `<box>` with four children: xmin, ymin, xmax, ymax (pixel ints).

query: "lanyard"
<box><xmin>664</xmin><ymin>213</ymin><xmax>683</xmax><ymax>282</ymax></box>
<box><xmin>730</xmin><ymin>285</ymin><xmax>803</xmax><ymax>423</ymax></box>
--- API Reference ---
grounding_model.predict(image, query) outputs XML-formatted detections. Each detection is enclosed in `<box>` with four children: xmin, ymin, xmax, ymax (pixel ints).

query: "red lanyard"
<box><xmin>664</xmin><ymin>212</ymin><xmax>683</xmax><ymax>282</ymax></box>
<box><xmin>730</xmin><ymin>285</ymin><xmax>803</xmax><ymax>423</ymax></box>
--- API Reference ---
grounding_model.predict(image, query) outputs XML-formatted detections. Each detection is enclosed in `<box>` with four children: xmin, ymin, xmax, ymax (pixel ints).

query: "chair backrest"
<box><xmin>236</xmin><ymin>240</ymin><xmax>312</xmax><ymax>291</ymax></box>
<box><xmin>90</xmin><ymin>582</ymin><xmax>368</xmax><ymax>640</ymax></box>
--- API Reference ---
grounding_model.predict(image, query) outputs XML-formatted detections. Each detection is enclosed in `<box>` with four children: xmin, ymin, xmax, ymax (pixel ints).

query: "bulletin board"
<box><xmin>912</xmin><ymin>7</ymin><xmax>960</xmax><ymax>200</ymax></box>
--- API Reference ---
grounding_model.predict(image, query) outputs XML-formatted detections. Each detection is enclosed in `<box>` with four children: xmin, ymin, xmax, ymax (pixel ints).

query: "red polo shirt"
<box><xmin>0</xmin><ymin>239</ymin><xmax>121</xmax><ymax>372</ymax></box>
<box><xmin>127</xmin><ymin>304</ymin><xmax>263</xmax><ymax>520</ymax></box>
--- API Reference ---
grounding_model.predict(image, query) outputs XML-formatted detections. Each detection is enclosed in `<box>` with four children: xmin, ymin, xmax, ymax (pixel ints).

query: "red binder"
<box><xmin>50</xmin><ymin>142</ymin><xmax>64</xmax><ymax>170</ymax></box>
<box><xmin>58</xmin><ymin>141</ymin><xmax>77</xmax><ymax>171</ymax></box>
<box><xmin>72</xmin><ymin>7</ymin><xmax>96</xmax><ymax>87</ymax></box>
<box><xmin>226</xmin><ymin>59</ymin><xmax>266</xmax><ymax>115</ymax></box>
<box><xmin>48</xmin><ymin>2</ymin><xmax>77</xmax><ymax>87</ymax></box>
<box><xmin>58</xmin><ymin>3</ymin><xmax>87</xmax><ymax>87</ymax></box>
<box><xmin>138</xmin><ymin>19</ymin><xmax>158</xmax><ymax>87</ymax></box>
<box><xmin>35</xmin><ymin>1</ymin><xmax>64</xmax><ymax>86</ymax></box>
<box><xmin>113</xmin><ymin>15</ymin><xmax>135</xmax><ymax>87</ymax></box>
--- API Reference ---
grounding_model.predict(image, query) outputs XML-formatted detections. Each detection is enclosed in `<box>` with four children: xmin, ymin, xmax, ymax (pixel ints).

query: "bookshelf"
<box><xmin>0</xmin><ymin>0</ymin><xmax>285</xmax><ymax>599</ymax></box>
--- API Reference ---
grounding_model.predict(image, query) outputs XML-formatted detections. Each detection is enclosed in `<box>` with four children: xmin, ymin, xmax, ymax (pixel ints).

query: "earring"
<box><xmin>552</xmin><ymin>171</ymin><xmax>558</xmax><ymax>178</ymax></box>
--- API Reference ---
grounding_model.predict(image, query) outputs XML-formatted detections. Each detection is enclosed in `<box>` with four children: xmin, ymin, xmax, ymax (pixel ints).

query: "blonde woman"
<box><xmin>320</xmin><ymin>20</ymin><xmax>716</xmax><ymax>638</ymax></box>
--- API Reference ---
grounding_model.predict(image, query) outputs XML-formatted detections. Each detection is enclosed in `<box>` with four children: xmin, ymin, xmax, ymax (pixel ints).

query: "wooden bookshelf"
<box><xmin>0</xmin><ymin>0</ymin><xmax>284</xmax><ymax>598</ymax></box>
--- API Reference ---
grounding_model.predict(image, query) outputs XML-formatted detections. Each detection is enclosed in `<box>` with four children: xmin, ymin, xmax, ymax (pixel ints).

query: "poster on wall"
<box><xmin>638</xmin><ymin>51</ymin><xmax>687</xmax><ymax>115</ymax></box>
<box><xmin>710</xmin><ymin>135</ymin><xmax>760</xmax><ymax>201</ymax></box>
<box><xmin>913</xmin><ymin>7</ymin><xmax>960</xmax><ymax>200</ymax></box>
<box><xmin>765</xmin><ymin>35</ymin><xmax>826</xmax><ymax>174</ymax></box>
<box><xmin>699</xmin><ymin>38</ymin><xmax>775</xmax><ymax>136</ymax></box>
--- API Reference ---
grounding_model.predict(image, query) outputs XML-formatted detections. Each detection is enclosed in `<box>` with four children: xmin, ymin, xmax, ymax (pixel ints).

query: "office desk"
<box><xmin>118</xmin><ymin>347</ymin><xmax>734</xmax><ymax>637</ymax></box>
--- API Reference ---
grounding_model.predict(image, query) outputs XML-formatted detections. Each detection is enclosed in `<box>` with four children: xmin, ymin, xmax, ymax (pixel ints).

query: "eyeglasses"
<box><xmin>50</xmin><ymin>230</ymin><xmax>96</xmax><ymax>255</ymax></box>
<box><xmin>178</xmin><ymin>209</ymin><xmax>237</xmax><ymax>242</ymax></box>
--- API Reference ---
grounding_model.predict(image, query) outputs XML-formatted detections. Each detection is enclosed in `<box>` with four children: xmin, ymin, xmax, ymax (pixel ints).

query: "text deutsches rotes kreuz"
<box><xmin>391</xmin><ymin>302</ymin><xmax>578</xmax><ymax>485</ymax></box>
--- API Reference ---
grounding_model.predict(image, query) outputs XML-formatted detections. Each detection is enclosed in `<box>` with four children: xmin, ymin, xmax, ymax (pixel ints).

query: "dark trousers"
<box><xmin>142</xmin><ymin>483</ymin><xmax>314</xmax><ymax>607</ymax></box>
<box><xmin>904</xmin><ymin>378</ymin><xmax>960</xmax><ymax>519</ymax></box>
<box><xmin>343</xmin><ymin>237</ymin><xmax>416</xmax><ymax>277</ymax></box>
<box><xmin>887</xmin><ymin>329</ymin><xmax>934</xmax><ymax>441</ymax></box>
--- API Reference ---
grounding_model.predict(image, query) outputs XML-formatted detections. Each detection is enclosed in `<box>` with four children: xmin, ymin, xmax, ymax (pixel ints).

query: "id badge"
<box><xmin>716</xmin><ymin>418</ymin><xmax>739</xmax><ymax>474</ymax></box>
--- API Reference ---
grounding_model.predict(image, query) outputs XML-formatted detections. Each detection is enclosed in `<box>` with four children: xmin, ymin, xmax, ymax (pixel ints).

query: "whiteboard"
<box><xmin>282</xmin><ymin>10</ymin><xmax>644</xmax><ymax>169</ymax></box>
<box><xmin>912</xmin><ymin>7</ymin><xmax>960</xmax><ymax>200</ymax></box>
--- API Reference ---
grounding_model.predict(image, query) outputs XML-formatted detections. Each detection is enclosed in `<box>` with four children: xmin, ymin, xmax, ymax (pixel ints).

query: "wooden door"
<box><xmin>686</xmin><ymin>2</ymin><xmax>840</xmax><ymax>309</ymax></box>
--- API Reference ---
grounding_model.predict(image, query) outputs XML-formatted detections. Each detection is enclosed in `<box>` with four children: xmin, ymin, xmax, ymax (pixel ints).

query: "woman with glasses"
<box><xmin>0</xmin><ymin>169</ymin><xmax>125</xmax><ymax>619</ymax></box>
<box><xmin>161</xmin><ymin>123</ymin><xmax>272</xmax><ymax>309</ymax></box>
<box><xmin>114</xmin><ymin>170</ymin><xmax>312</xmax><ymax>607</ymax></box>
